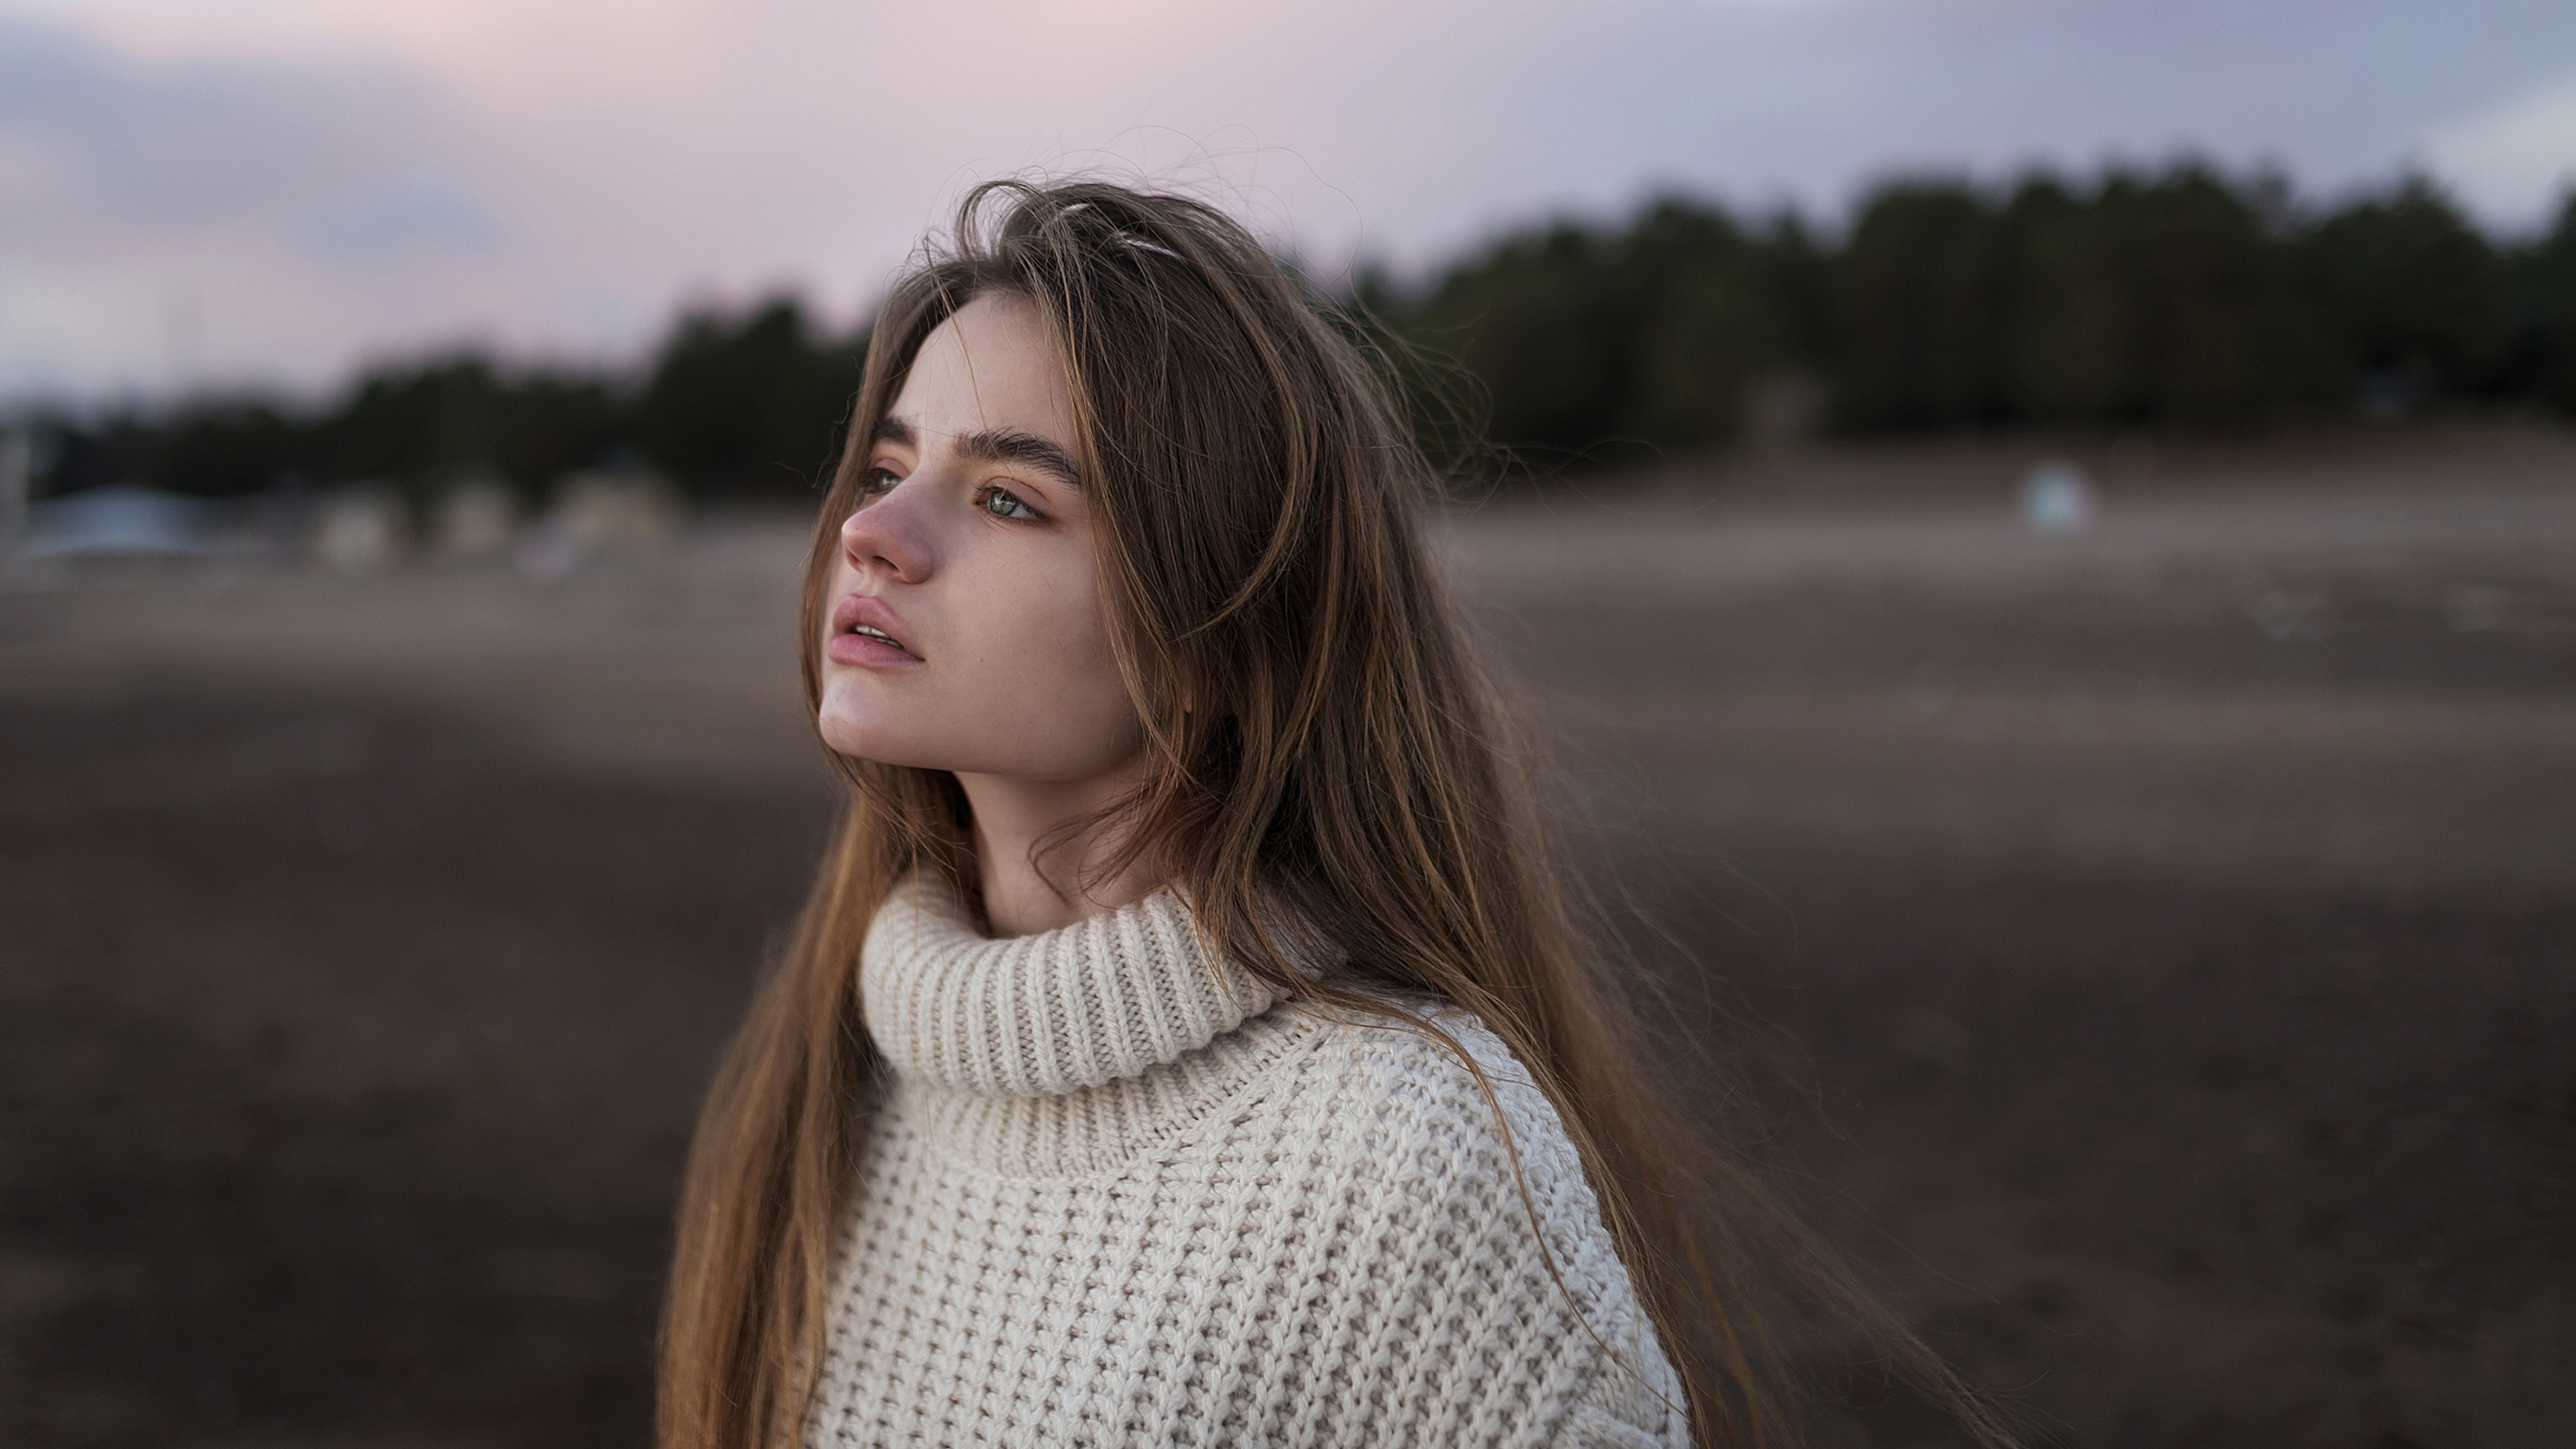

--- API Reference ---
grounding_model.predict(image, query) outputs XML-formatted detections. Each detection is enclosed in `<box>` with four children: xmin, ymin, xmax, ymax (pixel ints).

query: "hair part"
<box><xmin>658</xmin><ymin>178</ymin><xmax>2019</xmax><ymax>1449</ymax></box>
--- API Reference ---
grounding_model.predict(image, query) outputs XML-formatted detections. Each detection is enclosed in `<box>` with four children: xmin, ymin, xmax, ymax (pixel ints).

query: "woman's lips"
<box><xmin>826</xmin><ymin>593</ymin><xmax>924</xmax><ymax>669</ymax></box>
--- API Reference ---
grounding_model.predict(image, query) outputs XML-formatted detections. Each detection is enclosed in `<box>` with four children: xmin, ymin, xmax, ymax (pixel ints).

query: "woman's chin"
<box><xmin>814</xmin><ymin>708</ymin><xmax>916</xmax><ymax>766</ymax></box>
<box><xmin>816</xmin><ymin>717</ymin><xmax>989</xmax><ymax>775</ymax></box>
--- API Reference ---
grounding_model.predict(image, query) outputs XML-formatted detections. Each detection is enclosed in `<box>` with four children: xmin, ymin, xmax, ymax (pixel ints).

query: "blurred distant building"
<box><xmin>256</xmin><ymin>476</ymin><xmax>317</xmax><ymax>560</ymax></box>
<box><xmin>552</xmin><ymin>464</ymin><xmax>682</xmax><ymax>549</ymax></box>
<box><xmin>524</xmin><ymin>461</ymin><xmax>682</xmax><ymax>575</ymax></box>
<box><xmin>1</xmin><ymin>432</ymin><xmax>31</xmax><ymax>554</ymax></box>
<box><xmin>433</xmin><ymin>472</ymin><xmax>519</xmax><ymax>561</ymax></box>
<box><xmin>24</xmin><ymin>485</ymin><xmax>212</xmax><ymax>558</ymax></box>
<box><xmin>311</xmin><ymin>485</ymin><xmax>408</xmax><ymax>572</ymax></box>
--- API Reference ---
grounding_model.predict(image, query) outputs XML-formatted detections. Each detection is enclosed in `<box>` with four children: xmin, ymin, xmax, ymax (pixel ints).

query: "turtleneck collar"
<box><xmin>861</xmin><ymin>871</ymin><xmax>1287</xmax><ymax>1099</ymax></box>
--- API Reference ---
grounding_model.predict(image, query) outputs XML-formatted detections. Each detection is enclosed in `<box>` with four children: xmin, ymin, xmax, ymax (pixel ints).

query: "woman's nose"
<box><xmin>839</xmin><ymin>481</ymin><xmax>934</xmax><ymax>584</ymax></box>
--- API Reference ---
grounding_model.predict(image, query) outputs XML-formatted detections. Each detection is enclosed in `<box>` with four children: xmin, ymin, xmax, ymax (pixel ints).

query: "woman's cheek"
<box><xmin>1028</xmin><ymin>565</ymin><xmax>1142</xmax><ymax>763</ymax></box>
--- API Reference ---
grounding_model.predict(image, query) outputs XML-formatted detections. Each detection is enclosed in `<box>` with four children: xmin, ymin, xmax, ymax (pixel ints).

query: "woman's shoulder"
<box><xmin>1269</xmin><ymin>994</ymin><xmax>1640</xmax><ymax>1316</ymax></box>
<box><xmin>1255</xmin><ymin>994</ymin><xmax>1691</xmax><ymax>1445</ymax></box>
<box><xmin>1293</xmin><ymin>995</ymin><xmax>1578</xmax><ymax>1164</ymax></box>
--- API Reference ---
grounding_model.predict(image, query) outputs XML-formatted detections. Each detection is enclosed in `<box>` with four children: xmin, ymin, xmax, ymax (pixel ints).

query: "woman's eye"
<box><xmin>860</xmin><ymin>467</ymin><xmax>902</xmax><ymax>498</ymax></box>
<box><xmin>977</xmin><ymin>486</ymin><xmax>1040</xmax><ymax>521</ymax></box>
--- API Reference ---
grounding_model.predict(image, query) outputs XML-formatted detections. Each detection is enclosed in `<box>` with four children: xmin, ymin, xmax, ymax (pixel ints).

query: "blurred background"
<box><xmin>3</xmin><ymin>1</ymin><xmax>2573</xmax><ymax>1446</ymax></box>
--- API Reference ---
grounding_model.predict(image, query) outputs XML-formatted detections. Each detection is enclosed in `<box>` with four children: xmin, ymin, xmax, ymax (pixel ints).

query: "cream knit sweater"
<box><xmin>805</xmin><ymin>873</ymin><xmax>1690</xmax><ymax>1448</ymax></box>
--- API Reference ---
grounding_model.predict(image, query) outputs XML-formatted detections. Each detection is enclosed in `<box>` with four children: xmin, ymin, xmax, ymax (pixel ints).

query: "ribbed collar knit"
<box><xmin>860</xmin><ymin>871</ymin><xmax>1285</xmax><ymax>1099</ymax></box>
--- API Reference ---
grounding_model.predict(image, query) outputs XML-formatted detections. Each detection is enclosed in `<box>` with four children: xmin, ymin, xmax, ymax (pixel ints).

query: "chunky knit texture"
<box><xmin>807</xmin><ymin>873</ymin><xmax>1691</xmax><ymax>1448</ymax></box>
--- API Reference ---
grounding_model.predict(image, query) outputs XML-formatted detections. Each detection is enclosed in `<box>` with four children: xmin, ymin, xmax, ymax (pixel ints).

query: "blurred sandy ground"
<box><xmin>3</xmin><ymin>425</ymin><xmax>2571</xmax><ymax>1446</ymax></box>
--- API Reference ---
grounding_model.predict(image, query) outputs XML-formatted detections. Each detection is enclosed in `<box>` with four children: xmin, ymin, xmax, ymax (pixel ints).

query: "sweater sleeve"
<box><xmin>1303</xmin><ymin>1010</ymin><xmax>1694</xmax><ymax>1449</ymax></box>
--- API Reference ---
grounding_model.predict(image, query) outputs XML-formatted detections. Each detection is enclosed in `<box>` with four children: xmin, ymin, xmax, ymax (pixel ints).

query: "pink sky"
<box><xmin>4</xmin><ymin>0</ymin><xmax>2574</xmax><ymax>399</ymax></box>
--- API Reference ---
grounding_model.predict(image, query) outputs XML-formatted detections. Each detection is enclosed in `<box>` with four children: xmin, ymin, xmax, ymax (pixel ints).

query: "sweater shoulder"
<box><xmin>1320</xmin><ymin>1002</ymin><xmax>1562</xmax><ymax>1143</ymax></box>
<box><xmin>1272</xmin><ymin>998</ymin><xmax>1692</xmax><ymax>1446</ymax></box>
<box><xmin>1303</xmin><ymin>1000</ymin><xmax>1638</xmax><ymax>1302</ymax></box>
<box><xmin>1307</xmin><ymin>998</ymin><xmax>1593</xmax><ymax>1206</ymax></box>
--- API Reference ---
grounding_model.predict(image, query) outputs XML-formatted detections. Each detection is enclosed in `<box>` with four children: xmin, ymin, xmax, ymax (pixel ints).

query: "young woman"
<box><xmin>661</xmin><ymin>181</ymin><xmax>2007</xmax><ymax>1448</ymax></box>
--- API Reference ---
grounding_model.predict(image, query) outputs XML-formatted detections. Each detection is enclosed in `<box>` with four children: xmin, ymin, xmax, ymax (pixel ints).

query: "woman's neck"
<box><xmin>953</xmin><ymin>761</ymin><xmax>1165</xmax><ymax>936</ymax></box>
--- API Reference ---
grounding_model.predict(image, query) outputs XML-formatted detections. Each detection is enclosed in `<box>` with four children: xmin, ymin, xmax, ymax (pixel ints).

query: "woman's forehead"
<box><xmin>891</xmin><ymin>294</ymin><xmax>1073</xmax><ymax>448</ymax></box>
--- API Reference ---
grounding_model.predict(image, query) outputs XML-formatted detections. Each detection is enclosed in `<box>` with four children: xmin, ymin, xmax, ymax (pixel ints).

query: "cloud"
<box><xmin>0</xmin><ymin>13</ymin><xmax>462</xmax><ymax>245</ymax></box>
<box><xmin>5</xmin><ymin>0</ymin><xmax>2576</xmax><ymax>398</ymax></box>
<box><xmin>298</xmin><ymin>176</ymin><xmax>506</xmax><ymax>264</ymax></box>
<box><xmin>0</xmin><ymin>9</ymin><xmax>527</xmax><ymax>392</ymax></box>
<box><xmin>2427</xmin><ymin>73</ymin><xmax>2576</xmax><ymax>229</ymax></box>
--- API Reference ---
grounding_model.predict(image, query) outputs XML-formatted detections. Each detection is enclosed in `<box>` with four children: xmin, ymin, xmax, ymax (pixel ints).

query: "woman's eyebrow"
<box><xmin>869</xmin><ymin>415</ymin><xmax>916</xmax><ymax>448</ymax></box>
<box><xmin>951</xmin><ymin>428</ymin><xmax>1083</xmax><ymax>491</ymax></box>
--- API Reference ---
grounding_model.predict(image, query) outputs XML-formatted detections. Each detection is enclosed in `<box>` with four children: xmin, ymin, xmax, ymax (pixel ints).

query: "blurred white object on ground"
<box><xmin>2021</xmin><ymin>459</ymin><xmax>2098</xmax><ymax>535</ymax></box>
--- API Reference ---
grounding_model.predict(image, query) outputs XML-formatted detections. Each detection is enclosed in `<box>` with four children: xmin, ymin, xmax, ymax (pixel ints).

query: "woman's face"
<box><xmin>814</xmin><ymin>292</ymin><xmax>1142</xmax><ymax>784</ymax></box>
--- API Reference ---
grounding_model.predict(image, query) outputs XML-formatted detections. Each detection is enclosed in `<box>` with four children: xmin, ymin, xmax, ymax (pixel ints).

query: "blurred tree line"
<box><xmin>1371</xmin><ymin>163</ymin><xmax>2576</xmax><ymax>469</ymax></box>
<box><xmin>24</xmin><ymin>298</ymin><xmax>868</xmax><ymax>504</ymax></box>
<box><xmin>19</xmin><ymin>162</ymin><xmax>2576</xmax><ymax>502</ymax></box>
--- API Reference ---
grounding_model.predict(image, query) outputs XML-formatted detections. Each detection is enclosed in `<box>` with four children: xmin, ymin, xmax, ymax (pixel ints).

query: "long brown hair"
<box><xmin>659</xmin><ymin>179</ymin><xmax>2015</xmax><ymax>1449</ymax></box>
